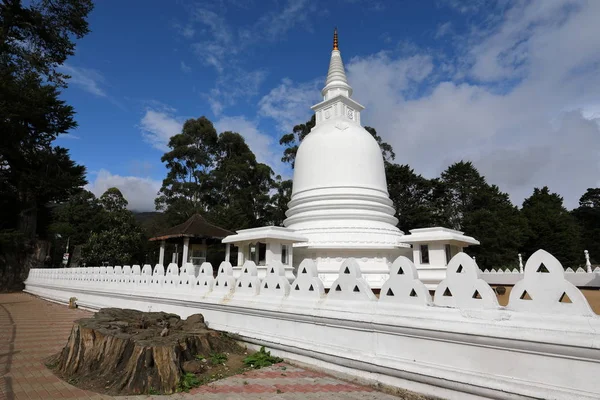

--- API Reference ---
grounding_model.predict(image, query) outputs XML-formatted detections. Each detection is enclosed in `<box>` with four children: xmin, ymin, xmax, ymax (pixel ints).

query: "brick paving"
<box><xmin>0</xmin><ymin>293</ymin><xmax>405</xmax><ymax>399</ymax></box>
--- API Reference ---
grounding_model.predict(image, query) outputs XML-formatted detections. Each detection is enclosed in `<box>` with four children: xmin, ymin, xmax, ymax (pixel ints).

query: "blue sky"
<box><xmin>56</xmin><ymin>0</ymin><xmax>600</xmax><ymax>212</ymax></box>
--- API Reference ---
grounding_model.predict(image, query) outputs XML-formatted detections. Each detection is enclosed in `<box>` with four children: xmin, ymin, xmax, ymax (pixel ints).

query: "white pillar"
<box><xmin>237</xmin><ymin>245</ymin><xmax>244</xmax><ymax>266</ymax></box>
<box><xmin>518</xmin><ymin>253</ymin><xmax>523</xmax><ymax>273</ymax></box>
<box><xmin>585</xmin><ymin>250</ymin><xmax>592</xmax><ymax>273</ymax></box>
<box><xmin>159</xmin><ymin>240</ymin><xmax>165</xmax><ymax>265</ymax></box>
<box><xmin>265</xmin><ymin>242</ymin><xmax>274</xmax><ymax>266</ymax></box>
<box><xmin>225</xmin><ymin>243</ymin><xmax>230</xmax><ymax>262</ymax></box>
<box><xmin>182</xmin><ymin>237</ymin><xmax>190</xmax><ymax>265</ymax></box>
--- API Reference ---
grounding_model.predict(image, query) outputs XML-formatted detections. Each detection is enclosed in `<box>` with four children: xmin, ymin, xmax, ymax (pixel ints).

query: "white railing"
<box><xmin>24</xmin><ymin>250</ymin><xmax>600</xmax><ymax>400</ymax></box>
<box><xmin>480</xmin><ymin>252</ymin><xmax>600</xmax><ymax>287</ymax></box>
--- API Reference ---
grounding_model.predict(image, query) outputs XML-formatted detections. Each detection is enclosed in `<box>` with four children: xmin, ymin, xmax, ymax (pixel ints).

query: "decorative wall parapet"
<box><xmin>23</xmin><ymin>250</ymin><xmax>600</xmax><ymax>400</ymax></box>
<box><xmin>434</xmin><ymin>253</ymin><xmax>499</xmax><ymax>310</ymax></box>
<box><xmin>508</xmin><ymin>250</ymin><xmax>595</xmax><ymax>316</ymax></box>
<box><xmin>25</xmin><ymin>250</ymin><xmax>598</xmax><ymax>318</ymax></box>
<box><xmin>380</xmin><ymin>256</ymin><xmax>432</xmax><ymax>306</ymax></box>
<box><xmin>326</xmin><ymin>258</ymin><xmax>376</xmax><ymax>301</ymax></box>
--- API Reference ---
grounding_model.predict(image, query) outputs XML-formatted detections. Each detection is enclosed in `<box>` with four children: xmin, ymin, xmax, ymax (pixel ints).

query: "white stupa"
<box><xmin>282</xmin><ymin>29</ymin><xmax>410</xmax><ymax>287</ymax></box>
<box><xmin>222</xmin><ymin>30</ymin><xmax>478</xmax><ymax>289</ymax></box>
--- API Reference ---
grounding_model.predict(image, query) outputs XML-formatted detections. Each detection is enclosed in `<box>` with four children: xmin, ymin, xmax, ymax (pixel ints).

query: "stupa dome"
<box><xmin>291</xmin><ymin>122</ymin><xmax>388</xmax><ymax>196</ymax></box>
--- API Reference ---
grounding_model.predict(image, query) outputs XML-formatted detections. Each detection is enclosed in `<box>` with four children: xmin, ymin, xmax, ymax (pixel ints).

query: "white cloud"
<box><xmin>338</xmin><ymin>0</ymin><xmax>600</xmax><ymax>209</ymax></box>
<box><xmin>205</xmin><ymin>68</ymin><xmax>268</xmax><ymax>116</ymax></box>
<box><xmin>174</xmin><ymin>23</ymin><xmax>195</xmax><ymax>39</ymax></box>
<box><xmin>180</xmin><ymin>61</ymin><xmax>192</xmax><ymax>73</ymax></box>
<box><xmin>60</xmin><ymin>64</ymin><xmax>106</xmax><ymax>97</ymax></box>
<box><xmin>86</xmin><ymin>169</ymin><xmax>161</xmax><ymax>212</ymax></box>
<box><xmin>139</xmin><ymin>109</ymin><xmax>183</xmax><ymax>151</ymax></box>
<box><xmin>435</xmin><ymin>21</ymin><xmax>453</xmax><ymax>38</ymax></box>
<box><xmin>258</xmin><ymin>78</ymin><xmax>321</xmax><ymax>132</ymax></box>
<box><xmin>56</xmin><ymin>134</ymin><xmax>80</xmax><ymax>140</ymax></box>
<box><xmin>181</xmin><ymin>0</ymin><xmax>314</xmax><ymax>114</ymax></box>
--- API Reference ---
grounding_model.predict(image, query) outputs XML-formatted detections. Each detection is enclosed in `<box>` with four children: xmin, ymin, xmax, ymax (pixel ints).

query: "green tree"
<box><xmin>385</xmin><ymin>164</ymin><xmax>441</xmax><ymax>230</ymax></box>
<box><xmin>521</xmin><ymin>187</ymin><xmax>581</xmax><ymax>267</ymax></box>
<box><xmin>48</xmin><ymin>190</ymin><xmax>105</xmax><ymax>246</ymax></box>
<box><xmin>572</xmin><ymin>188</ymin><xmax>600</xmax><ymax>264</ymax></box>
<box><xmin>365</xmin><ymin>126</ymin><xmax>395</xmax><ymax>163</ymax></box>
<box><xmin>436</xmin><ymin>161</ymin><xmax>529</xmax><ymax>270</ymax></box>
<box><xmin>82</xmin><ymin>188</ymin><xmax>145</xmax><ymax>265</ymax></box>
<box><xmin>279</xmin><ymin>115</ymin><xmax>315</xmax><ymax>168</ymax></box>
<box><xmin>0</xmin><ymin>0</ymin><xmax>93</xmax><ymax>238</ymax></box>
<box><xmin>100</xmin><ymin>187</ymin><xmax>129</xmax><ymax>213</ymax></box>
<box><xmin>156</xmin><ymin>118</ymin><xmax>275</xmax><ymax>230</ymax></box>
<box><xmin>438</xmin><ymin>161</ymin><xmax>488</xmax><ymax>230</ymax></box>
<box><xmin>155</xmin><ymin>117</ymin><xmax>219</xmax><ymax>222</ymax></box>
<box><xmin>269</xmin><ymin>176</ymin><xmax>293</xmax><ymax>226</ymax></box>
<box><xmin>208</xmin><ymin>131</ymin><xmax>274</xmax><ymax>229</ymax></box>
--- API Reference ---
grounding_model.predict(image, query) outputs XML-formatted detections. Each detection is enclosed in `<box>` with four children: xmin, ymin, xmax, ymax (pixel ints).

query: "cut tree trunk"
<box><xmin>54</xmin><ymin>308</ymin><xmax>235</xmax><ymax>395</ymax></box>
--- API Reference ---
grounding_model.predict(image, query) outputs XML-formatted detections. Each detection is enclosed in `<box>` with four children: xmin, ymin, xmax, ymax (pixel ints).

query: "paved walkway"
<box><xmin>0</xmin><ymin>293</ymin><xmax>411</xmax><ymax>400</ymax></box>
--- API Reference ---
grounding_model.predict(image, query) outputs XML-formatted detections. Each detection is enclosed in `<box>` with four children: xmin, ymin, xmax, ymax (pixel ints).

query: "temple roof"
<box><xmin>149</xmin><ymin>214</ymin><xmax>234</xmax><ymax>241</ymax></box>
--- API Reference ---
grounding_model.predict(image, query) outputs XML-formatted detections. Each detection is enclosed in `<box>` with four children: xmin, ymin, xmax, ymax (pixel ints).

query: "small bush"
<box><xmin>243</xmin><ymin>347</ymin><xmax>282</xmax><ymax>369</ymax></box>
<box><xmin>210</xmin><ymin>352</ymin><xmax>228</xmax><ymax>365</ymax></box>
<box><xmin>177</xmin><ymin>372</ymin><xmax>201</xmax><ymax>392</ymax></box>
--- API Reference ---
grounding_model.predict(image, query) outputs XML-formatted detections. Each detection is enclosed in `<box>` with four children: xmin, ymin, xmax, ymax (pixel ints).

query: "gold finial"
<box><xmin>333</xmin><ymin>27</ymin><xmax>339</xmax><ymax>50</ymax></box>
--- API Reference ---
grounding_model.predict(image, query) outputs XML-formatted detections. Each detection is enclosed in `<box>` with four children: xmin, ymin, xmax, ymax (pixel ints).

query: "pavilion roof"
<box><xmin>149</xmin><ymin>214</ymin><xmax>234</xmax><ymax>241</ymax></box>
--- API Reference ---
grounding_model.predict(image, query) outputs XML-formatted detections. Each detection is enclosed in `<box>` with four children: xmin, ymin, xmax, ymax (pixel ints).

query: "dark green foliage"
<box><xmin>156</xmin><ymin>120</ymin><xmax>276</xmax><ymax>230</ymax></box>
<box><xmin>437</xmin><ymin>162</ymin><xmax>529</xmax><ymax>270</ymax></box>
<box><xmin>279</xmin><ymin>114</ymin><xmax>315</xmax><ymax>168</ymax></box>
<box><xmin>0</xmin><ymin>0</ymin><xmax>93</xmax><ymax>238</ymax></box>
<box><xmin>209</xmin><ymin>352</ymin><xmax>228</xmax><ymax>365</ymax></box>
<box><xmin>243</xmin><ymin>347</ymin><xmax>282</xmax><ymax>369</ymax></box>
<box><xmin>81</xmin><ymin>188</ymin><xmax>146</xmax><ymax>266</ymax></box>
<box><xmin>385</xmin><ymin>163</ymin><xmax>441</xmax><ymax>230</ymax></box>
<box><xmin>522</xmin><ymin>187</ymin><xmax>581</xmax><ymax>267</ymax></box>
<box><xmin>269</xmin><ymin>176</ymin><xmax>293</xmax><ymax>226</ymax></box>
<box><xmin>155</xmin><ymin>117</ymin><xmax>219</xmax><ymax>218</ymax></box>
<box><xmin>364</xmin><ymin>126</ymin><xmax>395</xmax><ymax>163</ymax></box>
<box><xmin>176</xmin><ymin>373</ymin><xmax>201</xmax><ymax>392</ymax></box>
<box><xmin>572</xmin><ymin>188</ymin><xmax>600</xmax><ymax>264</ymax></box>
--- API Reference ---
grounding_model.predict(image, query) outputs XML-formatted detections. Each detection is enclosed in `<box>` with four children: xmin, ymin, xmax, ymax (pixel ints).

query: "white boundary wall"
<box><xmin>24</xmin><ymin>250</ymin><xmax>600</xmax><ymax>400</ymax></box>
<box><xmin>480</xmin><ymin>267</ymin><xmax>600</xmax><ymax>287</ymax></box>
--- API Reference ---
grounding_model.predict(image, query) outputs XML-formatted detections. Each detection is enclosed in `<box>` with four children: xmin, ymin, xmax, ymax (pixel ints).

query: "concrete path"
<box><xmin>0</xmin><ymin>293</ymin><xmax>412</xmax><ymax>400</ymax></box>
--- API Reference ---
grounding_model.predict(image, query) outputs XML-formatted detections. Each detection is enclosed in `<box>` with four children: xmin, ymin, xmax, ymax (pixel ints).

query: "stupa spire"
<box><xmin>333</xmin><ymin>27</ymin><xmax>339</xmax><ymax>50</ymax></box>
<box><xmin>322</xmin><ymin>28</ymin><xmax>352</xmax><ymax>99</ymax></box>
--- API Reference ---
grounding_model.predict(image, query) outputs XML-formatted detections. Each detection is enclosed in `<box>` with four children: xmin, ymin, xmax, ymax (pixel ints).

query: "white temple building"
<box><xmin>223</xmin><ymin>30</ymin><xmax>478</xmax><ymax>289</ymax></box>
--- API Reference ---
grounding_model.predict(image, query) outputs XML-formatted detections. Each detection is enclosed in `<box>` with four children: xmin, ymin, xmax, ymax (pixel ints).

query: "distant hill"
<box><xmin>133</xmin><ymin>211</ymin><xmax>168</xmax><ymax>237</ymax></box>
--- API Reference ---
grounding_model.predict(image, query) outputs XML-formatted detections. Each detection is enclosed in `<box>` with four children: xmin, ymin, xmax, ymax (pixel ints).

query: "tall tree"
<box><xmin>0</xmin><ymin>0</ymin><xmax>93</xmax><ymax>238</ymax></box>
<box><xmin>572</xmin><ymin>188</ymin><xmax>600</xmax><ymax>264</ymax></box>
<box><xmin>279</xmin><ymin>115</ymin><xmax>315</xmax><ymax>168</ymax></box>
<box><xmin>438</xmin><ymin>161</ymin><xmax>488</xmax><ymax>230</ymax></box>
<box><xmin>269</xmin><ymin>176</ymin><xmax>293</xmax><ymax>226</ymax></box>
<box><xmin>385</xmin><ymin>164</ymin><xmax>440</xmax><ymax>230</ymax></box>
<box><xmin>521</xmin><ymin>187</ymin><xmax>581</xmax><ymax>267</ymax></box>
<box><xmin>48</xmin><ymin>190</ymin><xmax>105</xmax><ymax>246</ymax></box>
<box><xmin>208</xmin><ymin>131</ymin><xmax>274</xmax><ymax>229</ymax></box>
<box><xmin>437</xmin><ymin>161</ymin><xmax>529</xmax><ymax>270</ymax></box>
<box><xmin>365</xmin><ymin>126</ymin><xmax>395</xmax><ymax>163</ymax></box>
<box><xmin>155</xmin><ymin>117</ymin><xmax>219</xmax><ymax>223</ymax></box>
<box><xmin>156</xmin><ymin>118</ymin><xmax>275</xmax><ymax>230</ymax></box>
<box><xmin>82</xmin><ymin>188</ymin><xmax>145</xmax><ymax>265</ymax></box>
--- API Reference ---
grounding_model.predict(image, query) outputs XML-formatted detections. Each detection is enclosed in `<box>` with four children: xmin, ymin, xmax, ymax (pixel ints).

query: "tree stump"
<box><xmin>53</xmin><ymin>308</ymin><xmax>236</xmax><ymax>395</ymax></box>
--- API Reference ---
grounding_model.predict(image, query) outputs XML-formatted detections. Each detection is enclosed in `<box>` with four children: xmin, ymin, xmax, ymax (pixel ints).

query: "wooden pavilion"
<box><xmin>149</xmin><ymin>214</ymin><xmax>234</xmax><ymax>267</ymax></box>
